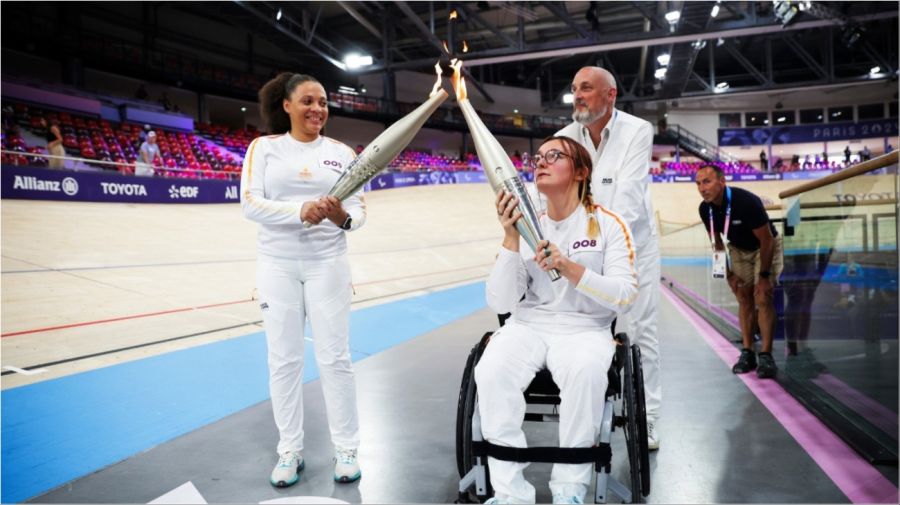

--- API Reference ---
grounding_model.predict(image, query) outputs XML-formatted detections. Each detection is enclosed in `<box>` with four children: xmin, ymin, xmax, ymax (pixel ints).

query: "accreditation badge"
<box><xmin>712</xmin><ymin>250</ymin><xmax>727</xmax><ymax>279</ymax></box>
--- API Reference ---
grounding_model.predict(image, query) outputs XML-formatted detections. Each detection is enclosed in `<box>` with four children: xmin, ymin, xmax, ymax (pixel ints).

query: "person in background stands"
<box><xmin>43</xmin><ymin>117</ymin><xmax>65</xmax><ymax>169</ymax></box>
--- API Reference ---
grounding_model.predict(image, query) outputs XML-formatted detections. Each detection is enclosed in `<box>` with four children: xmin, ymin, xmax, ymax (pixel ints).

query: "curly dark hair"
<box><xmin>258</xmin><ymin>73</ymin><xmax>321</xmax><ymax>134</ymax></box>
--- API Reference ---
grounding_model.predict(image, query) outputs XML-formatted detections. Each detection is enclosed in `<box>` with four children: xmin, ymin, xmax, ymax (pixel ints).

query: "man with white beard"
<box><xmin>556</xmin><ymin>66</ymin><xmax>662</xmax><ymax>451</ymax></box>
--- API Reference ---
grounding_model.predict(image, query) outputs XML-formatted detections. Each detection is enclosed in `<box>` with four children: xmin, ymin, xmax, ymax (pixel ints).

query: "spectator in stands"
<box><xmin>136</xmin><ymin>131</ymin><xmax>159</xmax><ymax>177</ymax></box>
<box><xmin>42</xmin><ymin>118</ymin><xmax>65</xmax><ymax>169</ymax></box>
<box><xmin>759</xmin><ymin>149</ymin><xmax>768</xmax><ymax>171</ymax></box>
<box><xmin>861</xmin><ymin>145</ymin><xmax>872</xmax><ymax>161</ymax></box>
<box><xmin>696</xmin><ymin>164</ymin><xmax>783</xmax><ymax>379</ymax></box>
<box><xmin>844</xmin><ymin>145</ymin><xmax>852</xmax><ymax>164</ymax></box>
<box><xmin>822</xmin><ymin>150</ymin><xmax>828</xmax><ymax>164</ymax></box>
<box><xmin>241</xmin><ymin>72</ymin><xmax>365</xmax><ymax>489</ymax></box>
<box><xmin>159</xmin><ymin>92</ymin><xmax>173</xmax><ymax>111</ymax></box>
<box><xmin>557</xmin><ymin>66</ymin><xmax>662</xmax><ymax>451</ymax></box>
<box><xmin>134</xmin><ymin>84</ymin><xmax>149</xmax><ymax>101</ymax></box>
<box><xmin>887</xmin><ymin>143</ymin><xmax>894</xmax><ymax>154</ymax></box>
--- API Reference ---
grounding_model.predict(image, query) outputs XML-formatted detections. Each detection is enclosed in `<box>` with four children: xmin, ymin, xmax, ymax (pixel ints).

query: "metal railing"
<box><xmin>663</xmin><ymin>124</ymin><xmax>740</xmax><ymax>164</ymax></box>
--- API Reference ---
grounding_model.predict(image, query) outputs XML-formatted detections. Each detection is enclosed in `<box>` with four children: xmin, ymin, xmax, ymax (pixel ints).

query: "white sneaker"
<box><xmin>269</xmin><ymin>451</ymin><xmax>304</xmax><ymax>488</ymax></box>
<box><xmin>647</xmin><ymin>422</ymin><xmax>660</xmax><ymax>451</ymax></box>
<box><xmin>552</xmin><ymin>494</ymin><xmax>584</xmax><ymax>504</ymax></box>
<box><xmin>334</xmin><ymin>447</ymin><xmax>361</xmax><ymax>483</ymax></box>
<box><xmin>484</xmin><ymin>498</ymin><xmax>511</xmax><ymax>505</ymax></box>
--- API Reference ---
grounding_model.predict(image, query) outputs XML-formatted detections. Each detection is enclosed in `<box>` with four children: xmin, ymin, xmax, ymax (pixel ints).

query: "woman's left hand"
<box><xmin>534</xmin><ymin>240</ymin><xmax>567</xmax><ymax>273</ymax></box>
<box><xmin>533</xmin><ymin>239</ymin><xmax>586</xmax><ymax>282</ymax></box>
<box><xmin>319</xmin><ymin>196</ymin><xmax>349</xmax><ymax>226</ymax></box>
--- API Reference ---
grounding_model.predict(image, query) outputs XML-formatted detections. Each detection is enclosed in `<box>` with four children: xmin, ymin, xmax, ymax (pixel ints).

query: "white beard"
<box><xmin>572</xmin><ymin>105</ymin><xmax>607</xmax><ymax>126</ymax></box>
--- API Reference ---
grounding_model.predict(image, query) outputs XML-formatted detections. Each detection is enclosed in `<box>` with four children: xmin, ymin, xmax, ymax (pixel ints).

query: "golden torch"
<box><xmin>451</xmin><ymin>60</ymin><xmax>560</xmax><ymax>281</ymax></box>
<box><xmin>303</xmin><ymin>67</ymin><xmax>449</xmax><ymax>226</ymax></box>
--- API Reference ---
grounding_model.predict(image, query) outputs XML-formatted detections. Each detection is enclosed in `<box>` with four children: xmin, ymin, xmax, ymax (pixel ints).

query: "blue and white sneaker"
<box><xmin>484</xmin><ymin>498</ymin><xmax>510</xmax><ymax>504</ymax></box>
<box><xmin>334</xmin><ymin>447</ymin><xmax>361</xmax><ymax>483</ymax></box>
<box><xmin>551</xmin><ymin>494</ymin><xmax>584</xmax><ymax>504</ymax></box>
<box><xmin>270</xmin><ymin>450</ymin><xmax>304</xmax><ymax>488</ymax></box>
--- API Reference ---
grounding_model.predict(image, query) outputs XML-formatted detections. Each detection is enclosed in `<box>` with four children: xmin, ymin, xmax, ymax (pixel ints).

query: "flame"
<box><xmin>450</xmin><ymin>58</ymin><xmax>467</xmax><ymax>101</ymax></box>
<box><xmin>442</xmin><ymin>40</ymin><xmax>449</xmax><ymax>53</ymax></box>
<box><xmin>430</xmin><ymin>61</ymin><xmax>443</xmax><ymax>97</ymax></box>
<box><xmin>449</xmin><ymin>9</ymin><xmax>458</xmax><ymax>20</ymax></box>
<box><xmin>462</xmin><ymin>40</ymin><xmax>469</xmax><ymax>53</ymax></box>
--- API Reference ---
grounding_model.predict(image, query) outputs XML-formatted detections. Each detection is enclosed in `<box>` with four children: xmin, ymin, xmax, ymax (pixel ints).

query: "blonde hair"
<box><xmin>544</xmin><ymin>136</ymin><xmax>600</xmax><ymax>239</ymax></box>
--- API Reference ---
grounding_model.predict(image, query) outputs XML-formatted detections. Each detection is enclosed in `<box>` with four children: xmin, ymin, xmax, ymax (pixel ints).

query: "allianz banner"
<box><xmin>2</xmin><ymin>165</ymin><xmax>240</xmax><ymax>203</ymax></box>
<box><xmin>719</xmin><ymin>118</ymin><xmax>899</xmax><ymax>146</ymax></box>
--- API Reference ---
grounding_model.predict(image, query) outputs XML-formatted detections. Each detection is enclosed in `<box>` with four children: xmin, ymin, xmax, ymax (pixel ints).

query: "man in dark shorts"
<box><xmin>696</xmin><ymin>165</ymin><xmax>783</xmax><ymax>379</ymax></box>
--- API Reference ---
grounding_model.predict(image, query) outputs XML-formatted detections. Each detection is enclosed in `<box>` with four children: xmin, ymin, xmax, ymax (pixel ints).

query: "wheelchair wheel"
<box><xmin>621</xmin><ymin>342</ymin><xmax>644</xmax><ymax>503</ymax></box>
<box><xmin>631</xmin><ymin>344</ymin><xmax>651</xmax><ymax>497</ymax></box>
<box><xmin>455</xmin><ymin>332</ymin><xmax>493</xmax><ymax>502</ymax></box>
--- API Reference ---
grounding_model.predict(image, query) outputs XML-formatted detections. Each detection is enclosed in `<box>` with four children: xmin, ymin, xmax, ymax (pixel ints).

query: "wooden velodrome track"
<box><xmin>1</xmin><ymin>183</ymin><xmax>502</xmax><ymax>389</ymax></box>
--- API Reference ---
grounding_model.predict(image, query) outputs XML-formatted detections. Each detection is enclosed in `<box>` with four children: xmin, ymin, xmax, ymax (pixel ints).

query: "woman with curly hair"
<box><xmin>241</xmin><ymin>72</ymin><xmax>366</xmax><ymax>488</ymax></box>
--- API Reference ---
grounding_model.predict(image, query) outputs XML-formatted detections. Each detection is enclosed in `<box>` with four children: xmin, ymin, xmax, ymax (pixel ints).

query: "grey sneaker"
<box><xmin>552</xmin><ymin>494</ymin><xmax>584</xmax><ymax>504</ymax></box>
<box><xmin>757</xmin><ymin>352</ymin><xmax>778</xmax><ymax>379</ymax></box>
<box><xmin>647</xmin><ymin>422</ymin><xmax>659</xmax><ymax>451</ymax></box>
<box><xmin>334</xmin><ymin>447</ymin><xmax>361</xmax><ymax>483</ymax></box>
<box><xmin>269</xmin><ymin>451</ymin><xmax>304</xmax><ymax>488</ymax></box>
<box><xmin>732</xmin><ymin>348</ymin><xmax>757</xmax><ymax>374</ymax></box>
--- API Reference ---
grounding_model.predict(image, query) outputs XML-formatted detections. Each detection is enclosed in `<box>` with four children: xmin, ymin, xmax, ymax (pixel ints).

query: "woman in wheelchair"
<box><xmin>476</xmin><ymin>136</ymin><xmax>638</xmax><ymax>504</ymax></box>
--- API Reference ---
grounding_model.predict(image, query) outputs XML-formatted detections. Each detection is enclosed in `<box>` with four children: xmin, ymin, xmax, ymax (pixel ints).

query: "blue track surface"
<box><xmin>1</xmin><ymin>281</ymin><xmax>487</xmax><ymax>503</ymax></box>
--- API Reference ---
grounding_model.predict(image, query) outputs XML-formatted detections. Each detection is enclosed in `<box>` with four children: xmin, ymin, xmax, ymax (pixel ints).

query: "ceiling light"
<box><xmin>870</xmin><ymin>66</ymin><xmax>881</xmax><ymax>75</ymax></box>
<box><xmin>714</xmin><ymin>81</ymin><xmax>729</xmax><ymax>93</ymax></box>
<box><xmin>777</xmin><ymin>116</ymin><xmax>785</xmax><ymax>122</ymax></box>
<box><xmin>276</xmin><ymin>8</ymin><xmax>282</xmax><ymax>21</ymax></box>
<box><xmin>655</xmin><ymin>68</ymin><xmax>668</xmax><ymax>79</ymax></box>
<box><xmin>711</xmin><ymin>4</ymin><xmax>720</xmax><ymax>18</ymax></box>
<box><xmin>692</xmin><ymin>39</ymin><xmax>707</xmax><ymax>50</ymax></box>
<box><xmin>240</xmin><ymin>107</ymin><xmax>247</xmax><ymax>112</ymax></box>
<box><xmin>664</xmin><ymin>10</ymin><xmax>681</xmax><ymax>23</ymax></box>
<box><xmin>344</xmin><ymin>53</ymin><xmax>373</xmax><ymax>69</ymax></box>
<box><xmin>562</xmin><ymin>93</ymin><xmax>574</xmax><ymax>104</ymax></box>
<box><xmin>764</xmin><ymin>119</ymin><xmax>769</xmax><ymax>124</ymax></box>
<box><xmin>513</xmin><ymin>109</ymin><xmax>519</xmax><ymax>114</ymax></box>
<box><xmin>657</xmin><ymin>54</ymin><xmax>670</xmax><ymax>66</ymax></box>
<box><xmin>716</xmin><ymin>38</ymin><xmax>725</xmax><ymax>47</ymax></box>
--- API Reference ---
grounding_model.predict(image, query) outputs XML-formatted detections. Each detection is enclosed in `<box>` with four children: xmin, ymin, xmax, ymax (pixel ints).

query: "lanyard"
<box><xmin>709</xmin><ymin>186</ymin><xmax>731</xmax><ymax>250</ymax></box>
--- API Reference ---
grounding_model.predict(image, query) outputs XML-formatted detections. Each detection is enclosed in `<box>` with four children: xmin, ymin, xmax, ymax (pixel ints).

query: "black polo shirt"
<box><xmin>699</xmin><ymin>186</ymin><xmax>778</xmax><ymax>252</ymax></box>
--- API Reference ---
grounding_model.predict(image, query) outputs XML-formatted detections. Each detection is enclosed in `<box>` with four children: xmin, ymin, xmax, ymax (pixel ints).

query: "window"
<box><xmin>857</xmin><ymin>103</ymin><xmax>885</xmax><ymax>120</ymax></box>
<box><xmin>773</xmin><ymin>110</ymin><xmax>795</xmax><ymax>125</ymax></box>
<box><xmin>719</xmin><ymin>113</ymin><xmax>741</xmax><ymax>128</ymax></box>
<box><xmin>745</xmin><ymin>111</ymin><xmax>769</xmax><ymax>127</ymax></box>
<box><xmin>890</xmin><ymin>102</ymin><xmax>898</xmax><ymax>118</ymax></box>
<box><xmin>828</xmin><ymin>106</ymin><xmax>852</xmax><ymax>122</ymax></box>
<box><xmin>799</xmin><ymin>109</ymin><xmax>825</xmax><ymax>124</ymax></box>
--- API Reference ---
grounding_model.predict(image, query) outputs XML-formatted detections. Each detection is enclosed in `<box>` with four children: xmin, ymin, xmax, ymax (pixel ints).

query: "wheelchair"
<box><xmin>455</xmin><ymin>317</ymin><xmax>651</xmax><ymax>503</ymax></box>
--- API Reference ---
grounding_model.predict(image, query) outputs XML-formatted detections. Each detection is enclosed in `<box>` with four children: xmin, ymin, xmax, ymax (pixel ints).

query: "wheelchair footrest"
<box><xmin>473</xmin><ymin>441</ymin><xmax>611</xmax><ymax>465</ymax></box>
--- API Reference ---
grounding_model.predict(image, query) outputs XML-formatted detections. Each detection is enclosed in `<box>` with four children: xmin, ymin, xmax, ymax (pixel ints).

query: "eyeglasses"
<box><xmin>531</xmin><ymin>149</ymin><xmax>570</xmax><ymax>168</ymax></box>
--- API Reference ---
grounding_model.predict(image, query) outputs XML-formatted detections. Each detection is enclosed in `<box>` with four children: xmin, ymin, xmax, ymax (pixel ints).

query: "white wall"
<box><xmin>665</xmin><ymin>110</ymin><xmax>721</xmax><ymax>146</ymax></box>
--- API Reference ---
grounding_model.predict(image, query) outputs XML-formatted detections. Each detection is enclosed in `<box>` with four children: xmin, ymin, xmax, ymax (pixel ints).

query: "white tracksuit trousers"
<box><xmin>256</xmin><ymin>254</ymin><xmax>360</xmax><ymax>454</ymax></box>
<box><xmin>474</xmin><ymin>320</ymin><xmax>617</xmax><ymax>503</ymax></box>
<box><xmin>617</xmin><ymin>241</ymin><xmax>661</xmax><ymax>423</ymax></box>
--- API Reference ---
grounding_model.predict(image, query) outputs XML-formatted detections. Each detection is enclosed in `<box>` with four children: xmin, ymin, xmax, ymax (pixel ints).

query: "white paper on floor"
<box><xmin>149</xmin><ymin>481</ymin><xmax>207</xmax><ymax>504</ymax></box>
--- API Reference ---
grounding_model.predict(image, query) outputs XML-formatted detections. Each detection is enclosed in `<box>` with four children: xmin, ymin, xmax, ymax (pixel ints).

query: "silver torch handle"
<box><xmin>501</xmin><ymin>177</ymin><xmax>561</xmax><ymax>281</ymax></box>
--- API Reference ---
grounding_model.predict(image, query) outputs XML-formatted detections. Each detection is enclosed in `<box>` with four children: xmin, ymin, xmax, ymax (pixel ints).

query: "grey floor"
<box><xmin>33</xmin><ymin>295</ymin><xmax>858</xmax><ymax>503</ymax></box>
